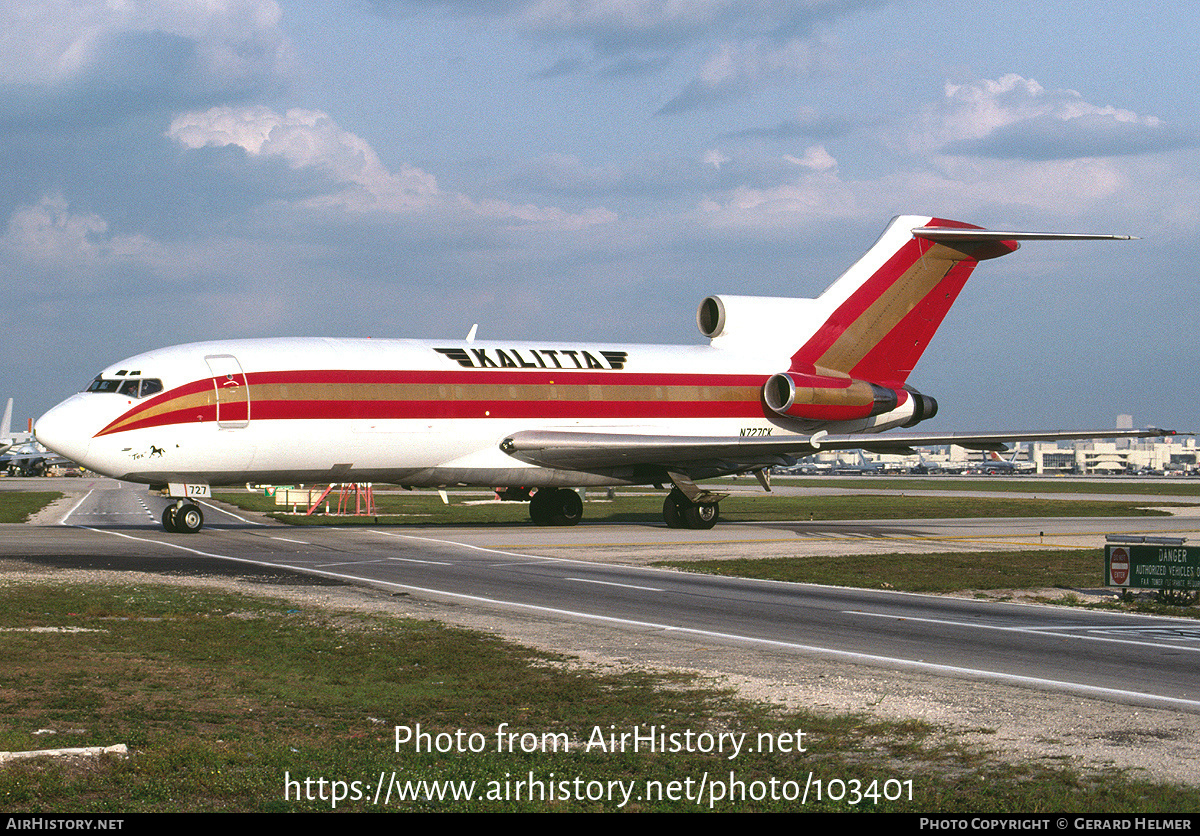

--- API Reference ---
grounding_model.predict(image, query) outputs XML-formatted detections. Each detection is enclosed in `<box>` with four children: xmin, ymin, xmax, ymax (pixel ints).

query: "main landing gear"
<box><xmin>162</xmin><ymin>501</ymin><xmax>204</xmax><ymax>533</ymax></box>
<box><xmin>519</xmin><ymin>481</ymin><xmax>724</xmax><ymax>529</ymax></box>
<box><xmin>662</xmin><ymin>488</ymin><xmax>720</xmax><ymax>530</ymax></box>
<box><xmin>529</xmin><ymin>487</ymin><xmax>584</xmax><ymax>526</ymax></box>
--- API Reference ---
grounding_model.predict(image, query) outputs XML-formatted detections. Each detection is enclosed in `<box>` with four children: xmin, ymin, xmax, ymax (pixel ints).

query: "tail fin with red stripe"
<box><xmin>700</xmin><ymin>216</ymin><xmax>1133</xmax><ymax>428</ymax></box>
<box><xmin>700</xmin><ymin>215</ymin><xmax>1131</xmax><ymax>385</ymax></box>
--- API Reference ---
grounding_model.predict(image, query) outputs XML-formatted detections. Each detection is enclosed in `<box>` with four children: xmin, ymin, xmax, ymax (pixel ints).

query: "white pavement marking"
<box><xmin>850</xmin><ymin>610</ymin><xmax>1200</xmax><ymax>654</ymax></box>
<box><xmin>197</xmin><ymin>499</ymin><xmax>264</xmax><ymax>525</ymax></box>
<box><xmin>67</xmin><ymin>523</ymin><xmax>1200</xmax><ymax>714</ymax></box>
<box><xmin>58</xmin><ymin>490</ymin><xmax>94</xmax><ymax>525</ymax></box>
<box><xmin>565</xmin><ymin>577</ymin><xmax>665</xmax><ymax>592</ymax></box>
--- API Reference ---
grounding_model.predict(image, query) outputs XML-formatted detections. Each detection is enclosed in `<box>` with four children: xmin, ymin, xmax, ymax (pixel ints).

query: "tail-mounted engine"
<box><xmin>697</xmin><ymin>294</ymin><xmax>823</xmax><ymax>344</ymax></box>
<box><xmin>901</xmin><ymin>386</ymin><xmax>938</xmax><ymax>427</ymax></box>
<box><xmin>762</xmin><ymin>372</ymin><xmax>938</xmax><ymax>427</ymax></box>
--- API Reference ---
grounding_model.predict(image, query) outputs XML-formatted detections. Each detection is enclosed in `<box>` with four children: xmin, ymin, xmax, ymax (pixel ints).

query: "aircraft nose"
<box><xmin>34</xmin><ymin>395</ymin><xmax>93</xmax><ymax>466</ymax></box>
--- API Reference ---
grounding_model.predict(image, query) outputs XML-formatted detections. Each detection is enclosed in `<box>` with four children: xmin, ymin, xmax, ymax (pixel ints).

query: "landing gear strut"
<box><xmin>162</xmin><ymin>501</ymin><xmax>204</xmax><ymax>533</ymax></box>
<box><xmin>529</xmin><ymin>488</ymin><xmax>583</xmax><ymax>526</ymax></box>
<box><xmin>662</xmin><ymin>488</ymin><xmax>719</xmax><ymax>530</ymax></box>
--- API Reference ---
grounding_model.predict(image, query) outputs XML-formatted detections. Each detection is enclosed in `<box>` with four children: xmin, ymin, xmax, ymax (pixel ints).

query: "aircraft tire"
<box><xmin>529</xmin><ymin>489</ymin><xmax>554</xmax><ymax>525</ymax></box>
<box><xmin>682</xmin><ymin>501</ymin><xmax>719</xmax><ymax>530</ymax></box>
<box><xmin>547</xmin><ymin>488</ymin><xmax>583</xmax><ymax>525</ymax></box>
<box><xmin>175</xmin><ymin>503</ymin><xmax>204</xmax><ymax>534</ymax></box>
<box><xmin>555</xmin><ymin>489</ymin><xmax>583</xmax><ymax>525</ymax></box>
<box><xmin>162</xmin><ymin>506</ymin><xmax>179</xmax><ymax>532</ymax></box>
<box><xmin>662</xmin><ymin>493</ymin><xmax>685</xmax><ymax>528</ymax></box>
<box><xmin>530</xmin><ymin>488</ymin><xmax>582</xmax><ymax>526</ymax></box>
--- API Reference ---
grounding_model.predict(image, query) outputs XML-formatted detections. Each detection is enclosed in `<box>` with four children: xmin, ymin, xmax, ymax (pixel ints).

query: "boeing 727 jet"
<box><xmin>34</xmin><ymin>215</ymin><xmax>1174</xmax><ymax>532</ymax></box>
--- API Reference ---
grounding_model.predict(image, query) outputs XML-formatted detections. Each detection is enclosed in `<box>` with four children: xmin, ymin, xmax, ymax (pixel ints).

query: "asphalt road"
<box><xmin>5</xmin><ymin>477</ymin><xmax>1200</xmax><ymax>714</ymax></box>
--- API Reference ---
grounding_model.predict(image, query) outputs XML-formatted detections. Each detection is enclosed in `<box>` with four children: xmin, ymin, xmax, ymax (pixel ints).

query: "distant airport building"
<box><xmin>800</xmin><ymin>432</ymin><xmax>1196</xmax><ymax>476</ymax></box>
<box><xmin>1031</xmin><ymin>436</ymin><xmax>1197</xmax><ymax>475</ymax></box>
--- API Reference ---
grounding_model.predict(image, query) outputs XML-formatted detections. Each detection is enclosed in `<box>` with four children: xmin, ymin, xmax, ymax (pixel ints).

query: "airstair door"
<box><xmin>205</xmin><ymin>354</ymin><xmax>250</xmax><ymax>428</ymax></box>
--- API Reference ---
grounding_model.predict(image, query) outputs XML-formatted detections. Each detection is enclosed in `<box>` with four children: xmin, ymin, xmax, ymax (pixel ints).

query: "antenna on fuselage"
<box><xmin>466</xmin><ymin>324</ymin><xmax>479</xmax><ymax>343</ymax></box>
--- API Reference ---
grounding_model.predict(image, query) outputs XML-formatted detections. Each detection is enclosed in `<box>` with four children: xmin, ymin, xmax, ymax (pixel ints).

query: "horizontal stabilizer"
<box><xmin>912</xmin><ymin>226</ymin><xmax>1137</xmax><ymax>243</ymax></box>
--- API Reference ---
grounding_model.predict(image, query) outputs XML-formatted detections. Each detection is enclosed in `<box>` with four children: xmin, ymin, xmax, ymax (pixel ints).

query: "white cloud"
<box><xmin>940</xmin><ymin>74</ymin><xmax>1159</xmax><ymax>138</ymax></box>
<box><xmin>0</xmin><ymin>193</ymin><xmax>151</xmax><ymax>265</ymax></box>
<box><xmin>684</xmin><ymin>74</ymin><xmax>1200</xmax><ymax>234</ymax></box>
<box><xmin>658</xmin><ymin>36</ymin><xmax>822</xmax><ymax>114</ymax></box>
<box><xmin>168</xmin><ymin>106</ymin><xmax>441</xmax><ymax>212</ymax></box>
<box><xmin>699</xmin><ymin>161</ymin><xmax>855</xmax><ymax>223</ymax></box>
<box><xmin>0</xmin><ymin>0</ymin><xmax>289</xmax><ymax>122</ymax></box>
<box><xmin>908</xmin><ymin>74</ymin><xmax>1186</xmax><ymax>160</ymax></box>
<box><xmin>520</xmin><ymin>0</ymin><xmax>868</xmax><ymax>50</ymax></box>
<box><xmin>784</xmin><ymin>145</ymin><xmax>836</xmax><ymax>172</ymax></box>
<box><xmin>399</xmin><ymin>0</ymin><xmax>856</xmax><ymax>112</ymax></box>
<box><xmin>168</xmin><ymin>105</ymin><xmax>616</xmax><ymax>229</ymax></box>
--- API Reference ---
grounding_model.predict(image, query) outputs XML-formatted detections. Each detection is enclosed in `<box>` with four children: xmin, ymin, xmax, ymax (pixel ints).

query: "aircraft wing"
<box><xmin>500</xmin><ymin>428</ymin><xmax>1179</xmax><ymax>474</ymax></box>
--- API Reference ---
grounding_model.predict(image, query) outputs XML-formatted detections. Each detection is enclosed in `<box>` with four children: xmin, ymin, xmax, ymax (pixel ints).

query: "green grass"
<box><xmin>215</xmin><ymin>489</ymin><xmax>1182</xmax><ymax>527</ymax></box>
<box><xmin>655</xmin><ymin>549</ymin><xmax>1112</xmax><ymax>594</ymax></box>
<box><xmin>1</xmin><ymin>581</ymin><xmax>1196</xmax><ymax>812</ymax></box>
<box><xmin>0</xmin><ymin>492</ymin><xmax>61</xmax><ymax>523</ymax></box>
<box><xmin>774</xmin><ymin>477</ymin><xmax>1200</xmax><ymax>496</ymax></box>
<box><xmin>655</xmin><ymin>550</ymin><xmax>1200</xmax><ymax>617</ymax></box>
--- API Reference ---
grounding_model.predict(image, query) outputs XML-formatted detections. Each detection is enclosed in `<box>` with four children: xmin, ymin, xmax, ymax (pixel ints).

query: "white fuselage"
<box><xmin>34</xmin><ymin>335</ymin><xmax>920</xmax><ymax>489</ymax></box>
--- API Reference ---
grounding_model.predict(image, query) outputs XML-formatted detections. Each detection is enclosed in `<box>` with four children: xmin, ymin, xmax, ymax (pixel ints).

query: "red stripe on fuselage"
<box><xmin>95</xmin><ymin>368</ymin><xmax>771</xmax><ymax>437</ymax></box>
<box><xmin>241</xmin><ymin>368</ymin><xmax>768</xmax><ymax>387</ymax></box>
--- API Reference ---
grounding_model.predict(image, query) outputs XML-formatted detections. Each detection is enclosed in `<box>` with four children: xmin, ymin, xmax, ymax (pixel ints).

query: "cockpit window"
<box><xmin>87</xmin><ymin>376</ymin><xmax>164</xmax><ymax>398</ymax></box>
<box><xmin>87</xmin><ymin>376</ymin><xmax>122</xmax><ymax>394</ymax></box>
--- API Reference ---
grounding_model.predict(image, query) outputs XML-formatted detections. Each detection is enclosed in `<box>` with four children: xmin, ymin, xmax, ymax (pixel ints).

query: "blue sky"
<box><xmin>2</xmin><ymin>0</ymin><xmax>1196</xmax><ymax>432</ymax></box>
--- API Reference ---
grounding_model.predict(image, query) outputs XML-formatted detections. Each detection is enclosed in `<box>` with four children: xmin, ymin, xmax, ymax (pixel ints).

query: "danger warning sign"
<box><xmin>1105</xmin><ymin>542</ymin><xmax>1200</xmax><ymax>590</ymax></box>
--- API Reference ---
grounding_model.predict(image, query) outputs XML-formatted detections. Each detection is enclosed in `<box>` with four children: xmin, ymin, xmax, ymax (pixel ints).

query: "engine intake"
<box><xmin>697</xmin><ymin>294</ymin><xmax>824</xmax><ymax>342</ymax></box>
<box><xmin>763</xmin><ymin>372</ymin><xmax>901</xmax><ymax>422</ymax></box>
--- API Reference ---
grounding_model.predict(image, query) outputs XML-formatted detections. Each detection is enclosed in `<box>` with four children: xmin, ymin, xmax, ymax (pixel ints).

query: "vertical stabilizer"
<box><xmin>789</xmin><ymin>216</ymin><xmax>1018</xmax><ymax>384</ymax></box>
<box><xmin>788</xmin><ymin>216</ymin><xmax>1131</xmax><ymax>385</ymax></box>
<box><xmin>0</xmin><ymin>398</ymin><xmax>13</xmax><ymax>454</ymax></box>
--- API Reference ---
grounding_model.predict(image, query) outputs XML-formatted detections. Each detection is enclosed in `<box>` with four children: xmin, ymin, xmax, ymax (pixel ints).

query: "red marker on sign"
<box><xmin>1110</xmin><ymin>547</ymin><xmax>1130</xmax><ymax>585</ymax></box>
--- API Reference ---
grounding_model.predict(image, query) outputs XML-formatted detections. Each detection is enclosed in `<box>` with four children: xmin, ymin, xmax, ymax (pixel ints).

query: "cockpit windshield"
<box><xmin>87</xmin><ymin>375</ymin><xmax>163</xmax><ymax>398</ymax></box>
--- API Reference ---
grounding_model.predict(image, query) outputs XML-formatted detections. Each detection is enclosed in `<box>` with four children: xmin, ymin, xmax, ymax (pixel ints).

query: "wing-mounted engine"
<box><xmin>762</xmin><ymin>372</ymin><xmax>938</xmax><ymax>428</ymax></box>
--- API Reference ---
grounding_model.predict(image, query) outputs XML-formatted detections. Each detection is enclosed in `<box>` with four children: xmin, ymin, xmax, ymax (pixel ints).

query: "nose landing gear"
<box><xmin>162</xmin><ymin>500</ymin><xmax>204</xmax><ymax>533</ymax></box>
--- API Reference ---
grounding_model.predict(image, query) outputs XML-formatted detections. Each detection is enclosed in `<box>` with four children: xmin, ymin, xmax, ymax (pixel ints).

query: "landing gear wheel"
<box><xmin>175</xmin><ymin>503</ymin><xmax>204</xmax><ymax>534</ymax></box>
<box><xmin>682</xmin><ymin>501</ymin><xmax>719</xmax><ymax>530</ymax></box>
<box><xmin>552</xmin><ymin>489</ymin><xmax>583</xmax><ymax>526</ymax></box>
<box><xmin>529</xmin><ymin>488</ymin><xmax>583</xmax><ymax>526</ymax></box>
<box><xmin>530</xmin><ymin>489</ymin><xmax>551</xmax><ymax>525</ymax></box>
<box><xmin>162</xmin><ymin>506</ymin><xmax>179</xmax><ymax>532</ymax></box>
<box><xmin>661</xmin><ymin>488</ymin><xmax>719</xmax><ymax>530</ymax></box>
<box><xmin>663</xmin><ymin>492</ymin><xmax>686</xmax><ymax>528</ymax></box>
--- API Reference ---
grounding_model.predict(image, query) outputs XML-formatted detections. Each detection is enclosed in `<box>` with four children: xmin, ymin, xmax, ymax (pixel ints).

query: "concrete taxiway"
<box><xmin>5</xmin><ymin>476</ymin><xmax>1200</xmax><ymax>715</ymax></box>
